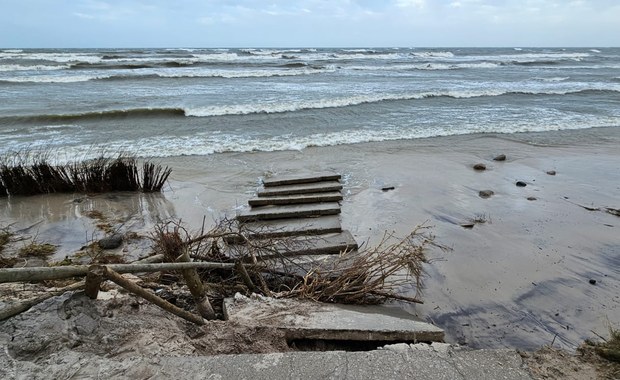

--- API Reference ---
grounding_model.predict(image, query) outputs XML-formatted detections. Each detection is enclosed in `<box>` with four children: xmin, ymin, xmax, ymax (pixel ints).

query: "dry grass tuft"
<box><xmin>18</xmin><ymin>242</ymin><xmax>57</xmax><ymax>257</ymax></box>
<box><xmin>151</xmin><ymin>221</ymin><xmax>186</xmax><ymax>262</ymax></box>
<box><xmin>84</xmin><ymin>210</ymin><xmax>114</xmax><ymax>233</ymax></box>
<box><xmin>589</xmin><ymin>325</ymin><xmax>620</xmax><ymax>364</ymax></box>
<box><xmin>0</xmin><ymin>227</ymin><xmax>11</xmax><ymax>252</ymax></box>
<box><xmin>0</xmin><ymin>227</ymin><xmax>15</xmax><ymax>267</ymax></box>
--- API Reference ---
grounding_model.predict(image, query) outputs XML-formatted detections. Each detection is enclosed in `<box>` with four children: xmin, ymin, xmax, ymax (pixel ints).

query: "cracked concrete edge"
<box><xmin>0</xmin><ymin>344</ymin><xmax>535</xmax><ymax>380</ymax></box>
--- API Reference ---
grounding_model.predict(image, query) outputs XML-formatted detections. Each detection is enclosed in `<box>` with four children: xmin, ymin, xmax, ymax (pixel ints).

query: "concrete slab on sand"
<box><xmin>257</xmin><ymin>181</ymin><xmax>343</xmax><ymax>197</ymax></box>
<box><xmin>234</xmin><ymin>215</ymin><xmax>342</xmax><ymax>240</ymax></box>
<box><xmin>227</xmin><ymin>231</ymin><xmax>358</xmax><ymax>259</ymax></box>
<box><xmin>262</xmin><ymin>172</ymin><xmax>341</xmax><ymax>187</ymax></box>
<box><xmin>237</xmin><ymin>202</ymin><xmax>341</xmax><ymax>222</ymax></box>
<box><xmin>223</xmin><ymin>295</ymin><xmax>444</xmax><ymax>343</ymax></box>
<box><xmin>248</xmin><ymin>192</ymin><xmax>343</xmax><ymax>207</ymax></box>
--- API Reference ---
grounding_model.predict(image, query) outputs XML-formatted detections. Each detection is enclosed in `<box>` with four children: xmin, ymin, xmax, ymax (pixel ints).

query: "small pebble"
<box><xmin>546</xmin><ymin>170</ymin><xmax>556</xmax><ymax>176</ymax></box>
<box><xmin>493</xmin><ymin>154</ymin><xmax>506</xmax><ymax>161</ymax></box>
<box><xmin>527</xmin><ymin>197</ymin><xmax>537</xmax><ymax>201</ymax></box>
<box><xmin>516</xmin><ymin>181</ymin><xmax>527</xmax><ymax>187</ymax></box>
<box><xmin>381</xmin><ymin>186</ymin><xmax>395</xmax><ymax>192</ymax></box>
<box><xmin>473</xmin><ymin>163</ymin><xmax>487</xmax><ymax>171</ymax></box>
<box><xmin>589</xmin><ymin>279</ymin><xmax>596</xmax><ymax>285</ymax></box>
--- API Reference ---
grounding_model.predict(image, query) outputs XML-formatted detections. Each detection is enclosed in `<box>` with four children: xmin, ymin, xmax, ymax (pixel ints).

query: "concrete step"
<box><xmin>227</xmin><ymin>231</ymin><xmax>358</xmax><ymax>259</ymax></box>
<box><xmin>262</xmin><ymin>172</ymin><xmax>341</xmax><ymax>187</ymax></box>
<box><xmin>277</xmin><ymin>230</ymin><xmax>358</xmax><ymax>256</ymax></box>
<box><xmin>257</xmin><ymin>181</ymin><xmax>343</xmax><ymax>197</ymax></box>
<box><xmin>237</xmin><ymin>202</ymin><xmax>341</xmax><ymax>222</ymax></box>
<box><xmin>224</xmin><ymin>296</ymin><xmax>444</xmax><ymax>343</ymax></box>
<box><xmin>248</xmin><ymin>192</ymin><xmax>343</xmax><ymax>207</ymax></box>
<box><xmin>263</xmin><ymin>252</ymin><xmax>357</xmax><ymax>278</ymax></box>
<box><xmin>230</xmin><ymin>215</ymin><xmax>342</xmax><ymax>241</ymax></box>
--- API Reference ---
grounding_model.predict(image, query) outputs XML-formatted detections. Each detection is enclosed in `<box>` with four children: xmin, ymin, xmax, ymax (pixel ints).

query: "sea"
<box><xmin>1</xmin><ymin>47</ymin><xmax>619</xmax><ymax>161</ymax></box>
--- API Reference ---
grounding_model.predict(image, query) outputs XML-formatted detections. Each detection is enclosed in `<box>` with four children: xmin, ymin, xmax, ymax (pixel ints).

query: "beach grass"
<box><xmin>142</xmin><ymin>162</ymin><xmax>172</xmax><ymax>192</ymax></box>
<box><xmin>593</xmin><ymin>325</ymin><xmax>620</xmax><ymax>363</ymax></box>
<box><xmin>0</xmin><ymin>154</ymin><xmax>171</xmax><ymax>196</ymax></box>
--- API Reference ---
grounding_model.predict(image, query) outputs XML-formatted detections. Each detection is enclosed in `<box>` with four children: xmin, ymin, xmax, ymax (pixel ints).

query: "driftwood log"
<box><xmin>0</xmin><ymin>254</ymin><xmax>177</xmax><ymax>320</ymax></box>
<box><xmin>0</xmin><ymin>280</ymin><xmax>85</xmax><ymax>321</ymax></box>
<box><xmin>176</xmin><ymin>250</ymin><xmax>215</xmax><ymax>320</ymax></box>
<box><xmin>0</xmin><ymin>261</ymin><xmax>243</xmax><ymax>283</ymax></box>
<box><xmin>84</xmin><ymin>265</ymin><xmax>105</xmax><ymax>299</ymax></box>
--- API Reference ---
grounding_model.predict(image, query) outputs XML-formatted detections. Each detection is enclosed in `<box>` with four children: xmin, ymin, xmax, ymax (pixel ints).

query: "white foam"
<box><xmin>0</xmin><ymin>64</ymin><xmax>71</xmax><ymax>72</ymax></box>
<box><xmin>411</xmin><ymin>51</ymin><xmax>455</xmax><ymax>58</ymax></box>
<box><xmin>0</xmin><ymin>74</ymin><xmax>112</xmax><ymax>83</ymax></box>
<box><xmin>0</xmin><ymin>52</ymin><xmax>102</xmax><ymax>63</ymax></box>
<box><xmin>342</xmin><ymin>49</ymin><xmax>376</xmax><ymax>53</ymax></box>
<box><xmin>153</xmin><ymin>67</ymin><xmax>336</xmax><ymax>79</ymax></box>
<box><xmin>496</xmin><ymin>52</ymin><xmax>590</xmax><ymax>62</ymax></box>
<box><xmin>590</xmin><ymin>49</ymin><xmax>601</xmax><ymax>53</ymax></box>
<box><xmin>347</xmin><ymin>62</ymin><xmax>499</xmax><ymax>71</ymax></box>
<box><xmin>0</xmin><ymin>65</ymin><xmax>335</xmax><ymax>82</ymax></box>
<box><xmin>532</xmin><ymin>77</ymin><xmax>570</xmax><ymax>82</ymax></box>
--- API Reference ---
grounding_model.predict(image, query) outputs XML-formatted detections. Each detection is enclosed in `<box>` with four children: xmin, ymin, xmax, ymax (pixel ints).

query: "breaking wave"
<box><xmin>0</xmin><ymin>66</ymin><xmax>335</xmax><ymax>83</ymax></box>
<box><xmin>8</xmin><ymin>87</ymin><xmax>618</xmax><ymax>123</ymax></box>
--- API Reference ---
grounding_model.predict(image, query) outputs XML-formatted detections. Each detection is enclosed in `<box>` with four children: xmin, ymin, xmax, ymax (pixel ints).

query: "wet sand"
<box><xmin>2</xmin><ymin>127</ymin><xmax>619</xmax><ymax>351</ymax></box>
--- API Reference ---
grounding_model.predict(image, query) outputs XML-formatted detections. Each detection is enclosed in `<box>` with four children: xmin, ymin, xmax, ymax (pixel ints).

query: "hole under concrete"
<box><xmin>287</xmin><ymin>338</ymin><xmax>430</xmax><ymax>352</ymax></box>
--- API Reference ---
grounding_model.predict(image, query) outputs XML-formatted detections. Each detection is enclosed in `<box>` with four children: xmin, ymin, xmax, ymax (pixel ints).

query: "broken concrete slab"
<box><xmin>258</xmin><ymin>181</ymin><xmax>343</xmax><ymax>197</ymax></box>
<box><xmin>248</xmin><ymin>192</ymin><xmax>343</xmax><ymax>207</ymax></box>
<box><xmin>224</xmin><ymin>295</ymin><xmax>444</xmax><ymax>343</ymax></box>
<box><xmin>262</xmin><ymin>172</ymin><xmax>341</xmax><ymax>187</ymax></box>
<box><xmin>237</xmin><ymin>202</ymin><xmax>341</xmax><ymax>222</ymax></box>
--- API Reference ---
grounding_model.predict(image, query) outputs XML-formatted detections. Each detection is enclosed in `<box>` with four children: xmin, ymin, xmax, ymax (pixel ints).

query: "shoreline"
<box><xmin>1</xmin><ymin>127</ymin><xmax>619</xmax><ymax>350</ymax></box>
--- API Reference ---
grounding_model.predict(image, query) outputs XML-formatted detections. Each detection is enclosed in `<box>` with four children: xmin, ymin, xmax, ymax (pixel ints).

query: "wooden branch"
<box><xmin>369</xmin><ymin>290</ymin><xmax>424</xmax><ymax>304</ymax></box>
<box><xmin>100</xmin><ymin>266</ymin><xmax>205</xmax><ymax>325</ymax></box>
<box><xmin>0</xmin><ymin>255</ymin><xmax>166</xmax><ymax>321</ymax></box>
<box><xmin>0</xmin><ymin>261</ymin><xmax>242</xmax><ymax>283</ymax></box>
<box><xmin>135</xmin><ymin>253</ymin><xmax>165</xmax><ymax>264</ymax></box>
<box><xmin>235</xmin><ymin>260</ymin><xmax>258</xmax><ymax>293</ymax></box>
<box><xmin>0</xmin><ymin>280</ymin><xmax>85</xmax><ymax>321</ymax></box>
<box><xmin>176</xmin><ymin>250</ymin><xmax>215</xmax><ymax>320</ymax></box>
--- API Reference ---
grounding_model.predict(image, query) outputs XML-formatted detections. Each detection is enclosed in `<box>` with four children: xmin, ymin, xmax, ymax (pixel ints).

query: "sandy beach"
<box><xmin>1</xmin><ymin>127</ymin><xmax>619</xmax><ymax>351</ymax></box>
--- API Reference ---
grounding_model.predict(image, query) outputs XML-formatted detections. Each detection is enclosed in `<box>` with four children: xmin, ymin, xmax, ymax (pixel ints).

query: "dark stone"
<box><xmin>98</xmin><ymin>234</ymin><xmax>123</xmax><ymax>250</ymax></box>
<box><xmin>546</xmin><ymin>170</ymin><xmax>556</xmax><ymax>176</ymax></box>
<box><xmin>493</xmin><ymin>154</ymin><xmax>506</xmax><ymax>161</ymax></box>
<box><xmin>381</xmin><ymin>186</ymin><xmax>395</xmax><ymax>192</ymax></box>
<box><xmin>479</xmin><ymin>190</ymin><xmax>494</xmax><ymax>198</ymax></box>
<box><xmin>516</xmin><ymin>181</ymin><xmax>527</xmax><ymax>187</ymax></box>
<box><xmin>527</xmin><ymin>197</ymin><xmax>537</xmax><ymax>201</ymax></box>
<box><xmin>473</xmin><ymin>163</ymin><xmax>486</xmax><ymax>171</ymax></box>
<box><xmin>589</xmin><ymin>279</ymin><xmax>596</xmax><ymax>285</ymax></box>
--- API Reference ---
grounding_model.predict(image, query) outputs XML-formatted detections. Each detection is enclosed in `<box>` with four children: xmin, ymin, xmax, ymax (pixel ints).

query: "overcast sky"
<box><xmin>1</xmin><ymin>0</ymin><xmax>618</xmax><ymax>48</ymax></box>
